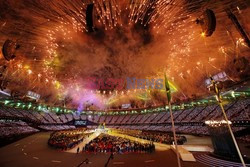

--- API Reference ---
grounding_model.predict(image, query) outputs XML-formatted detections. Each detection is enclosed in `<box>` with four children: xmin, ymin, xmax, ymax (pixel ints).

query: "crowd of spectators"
<box><xmin>0</xmin><ymin>120</ymin><xmax>39</xmax><ymax>138</ymax></box>
<box><xmin>90</xmin><ymin>99</ymin><xmax>249</xmax><ymax>125</ymax></box>
<box><xmin>1</xmin><ymin>98</ymin><xmax>249</xmax><ymax>126</ymax></box>
<box><xmin>39</xmin><ymin>125</ymin><xmax>75</xmax><ymax>131</ymax></box>
<box><xmin>0</xmin><ymin>126</ymin><xmax>39</xmax><ymax>137</ymax></box>
<box><xmin>84</xmin><ymin>134</ymin><xmax>155</xmax><ymax>154</ymax></box>
<box><xmin>0</xmin><ymin>98</ymin><xmax>248</xmax><ymax>139</ymax></box>
<box><xmin>238</xmin><ymin>135</ymin><xmax>250</xmax><ymax>143</ymax></box>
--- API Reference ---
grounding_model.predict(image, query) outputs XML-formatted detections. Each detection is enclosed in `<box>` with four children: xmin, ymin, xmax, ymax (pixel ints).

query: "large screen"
<box><xmin>205</xmin><ymin>72</ymin><xmax>228</xmax><ymax>87</ymax></box>
<box><xmin>74</xmin><ymin>120</ymin><xmax>87</xmax><ymax>126</ymax></box>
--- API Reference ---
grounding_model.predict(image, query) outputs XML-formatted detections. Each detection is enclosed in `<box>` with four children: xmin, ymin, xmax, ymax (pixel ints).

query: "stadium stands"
<box><xmin>0</xmin><ymin>120</ymin><xmax>39</xmax><ymax>138</ymax></box>
<box><xmin>0</xmin><ymin>98</ymin><xmax>249</xmax><ymax>137</ymax></box>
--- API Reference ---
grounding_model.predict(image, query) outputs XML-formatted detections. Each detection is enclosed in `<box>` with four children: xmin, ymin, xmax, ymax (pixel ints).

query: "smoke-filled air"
<box><xmin>0</xmin><ymin>0</ymin><xmax>249</xmax><ymax>109</ymax></box>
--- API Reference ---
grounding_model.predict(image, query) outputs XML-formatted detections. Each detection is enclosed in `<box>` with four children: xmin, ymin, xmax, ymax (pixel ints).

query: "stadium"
<box><xmin>0</xmin><ymin>0</ymin><xmax>250</xmax><ymax>167</ymax></box>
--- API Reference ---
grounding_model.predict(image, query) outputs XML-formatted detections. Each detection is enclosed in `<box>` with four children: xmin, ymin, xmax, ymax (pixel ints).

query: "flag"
<box><xmin>164</xmin><ymin>74</ymin><xmax>171</xmax><ymax>103</ymax></box>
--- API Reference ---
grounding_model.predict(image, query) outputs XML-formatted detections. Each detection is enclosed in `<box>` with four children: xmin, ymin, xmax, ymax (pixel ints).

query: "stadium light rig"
<box><xmin>205</xmin><ymin>120</ymin><xmax>232</xmax><ymax>127</ymax></box>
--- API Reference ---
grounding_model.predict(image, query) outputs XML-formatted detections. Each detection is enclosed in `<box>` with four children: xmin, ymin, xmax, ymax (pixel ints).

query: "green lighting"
<box><xmin>231</xmin><ymin>91</ymin><xmax>235</xmax><ymax>98</ymax></box>
<box><xmin>4</xmin><ymin>100</ymin><xmax>10</xmax><ymax>105</ymax></box>
<box><xmin>28</xmin><ymin>103</ymin><xmax>32</xmax><ymax>109</ymax></box>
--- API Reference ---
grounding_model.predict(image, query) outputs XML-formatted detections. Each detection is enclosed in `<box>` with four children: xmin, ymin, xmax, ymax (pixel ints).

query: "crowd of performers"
<box><xmin>133</xmin><ymin>131</ymin><xmax>187</xmax><ymax>145</ymax></box>
<box><xmin>115</xmin><ymin>130</ymin><xmax>187</xmax><ymax>145</ymax></box>
<box><xmin>48</xmin><ymin>129</ymin><xmax>88</xmax><ymax>150</ymax></box>
<box><xmin>48</xmin><ymin>129</ymin><xmax>188</xmax><ymax>152</ymax></box>
<box><xmin>83</xmin><ymin>134</ymin><xmax>155</xmax><ymax>154</ymax></box>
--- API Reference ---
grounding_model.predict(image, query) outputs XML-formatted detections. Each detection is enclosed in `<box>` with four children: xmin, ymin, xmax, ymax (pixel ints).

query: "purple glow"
<box><xmin>64</xmin><ymin>80</ymin><xmax>105</xmax><ymax>111</ymax></box>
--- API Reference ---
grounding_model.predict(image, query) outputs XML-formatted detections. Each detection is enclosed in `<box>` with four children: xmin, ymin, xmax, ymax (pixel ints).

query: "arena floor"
<box><xmin>0</xmin><ymin>132</ymin><xmax>207</xmax><ymax>167</ymax></box>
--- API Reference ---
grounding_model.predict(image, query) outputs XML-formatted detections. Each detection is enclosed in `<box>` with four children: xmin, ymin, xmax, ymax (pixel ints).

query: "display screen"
<box><xmin>74</xmin><ymin>120</ymin><xmax>87</xmax><ymax>126</ymax></box>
